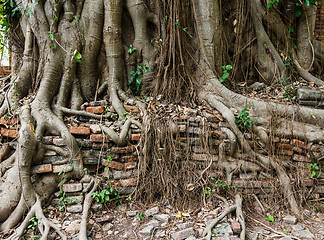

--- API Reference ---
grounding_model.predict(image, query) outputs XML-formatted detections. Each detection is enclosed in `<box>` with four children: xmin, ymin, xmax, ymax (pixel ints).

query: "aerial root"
<box><xmin>199</xmin><ymin>194</ymin><xmax>245</xmax><ymax>240</ymax></box>
<box><xmin>6</xmin><ymin>198</ymin><xmax>67</xmax><ymax>240</ymax></box>
<box><xmin>79</xmin><ymin>177</ymin><xmax>99</xmax><ymax>240</ymax></box>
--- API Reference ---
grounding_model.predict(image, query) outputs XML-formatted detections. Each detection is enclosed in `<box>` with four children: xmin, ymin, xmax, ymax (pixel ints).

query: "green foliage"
<box><xmin>128</xmin><ymin>44</ymin><xmax>136</xmax><ymax>54</ymax></box>
<box><xmin>128</xmin><ymin>63</ymin><xmax>151</xmax><ymax>95</ymax></box>
<box><xmin>91</xmin><ymin>183</ymin><xmax>121</xmax><ymax>205</ymax></box>
<box><xmin>28</xmin><ymin>216</ymin><xmax>42</xmax><ymax>230</ymax></box>
<box><xmin>283</xmin><ymin>84</ymin><xmax>295</xmax><ymax>98</ymax></box>
<box><xmin>203</xmin><ymin>186</ymin><xmax>211</xmax><ymax>195</ymax></box>
<box><xmin>219</xmin><ymin>65</ymin><xmax>232</xmax><ymax>85</ymax></box>
<box><xmin>267</xmin><ymin>0</ymin><xmax>322</xmax><ymax>17</ymax></box>
<box><xmin>73</xmin><ymin>50</ymin><xmax>82</xmax><ymax>63</ymax></box>
<box><xmin>138</xmin><ymin>213</ymin><xmax>144</xmax><ymax>220</ymax></box>
<box><xmin>266</xmin><ymin>215</ymin><xmax>275</xmax><ymax>222</ymax></box>
<box><xmin>203</xmin><ymin>177</ymin><xmax>233</xmax><ymax>196</ymax></box>
<box><xmin>235</xmin><ymin>105</ymin><xmax>258</xmax><ymax>128</ymax></box>
<box><xmin>308</xmin><ymin>163</ymin><xmax>320</xmax><ymax>178</ymax></box>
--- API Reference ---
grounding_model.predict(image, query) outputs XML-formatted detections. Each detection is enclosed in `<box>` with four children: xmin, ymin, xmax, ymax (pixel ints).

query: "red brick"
<box><xmin>62</xmin><ymin>183</ymin><xmax>83</xmax><ymax>193</ymax></box>
<box><xmin>303</xmin><ymin>179</ymin><xmax>313</xmax><ymax>187</ymax></box>
<box><xmin>103</xmin><ymin>160</ymin><xmax>124</xmax><ymax>170</ymax></box>
<box><xmin>292</xmin><ymin>139</ymin><xmax>307</xmax><ymax>149</ymax></box>
<box><xmin>108</xmin><ymin>180</ymin><xmax>119</xmax><ymax>188</ymax></box>
<box><xmin>90</xmin><ymin>134</ymin><xmax>109</xmax><ymax>143</ymax></box>
<box><xmin>124</xmin><ymin>105</ymin><xmax>140</xmax><ymax>113</ymax></box>
<box><xmin>1</xmin><ymin>128</ymin><xmax>18</xmax><ymax>138</ymax></box>
<box><xmin>52</xmin><ymin>164</ymin><xmax>73</xmax><ymax>173</ymax></box>
<box><xmin>0</xmin><ymin>117</ymin><xmax>17</xmax><ymax>125</ymax></box>
<box><xmin>121</xmin><ymin>155</ymin><xmax>138</xmax><ymax>162</ymax></box>
<box><xmin>131</xmin><ymin>134</ymin><xmax>141</xmax><ymax>141</ymax></box>
<box><xmin>277</xmin><ymin>143</ymin><xmax>293</xmax><ymax>150</ymax></box>
<box><xmin>90</xmin><ymin>124</ymin><xmax>101</xmax><ymax>133</ymax></box>
<box><xmin>31</xmin><ymin>164</ymin><xmax>52</xmax><ymax>174</ymax></box>
<box><xmin>124</xmin><ymin>162</ymin><xmax>137</xmax><ymax>170</ymax></box>
<box><xmin>293</xmin><ymin>146</ymin><xmax>305</xmax><ymax>154</ymax></box>
<box><xmin>111</xmin><ymin>145</ymin><xmax>136</xmax><ymax>153</ymax></box>
<box><xmin>293</xmin><ymin>154</ymin><xmax>310</xmax><ymax>162</ymax></box>
<box><xmin>311</xmin><ymin>144</ymin><xmax>324</xmax><ymax>152</ymax></box>
<box><xmin>278</xmin><ymin>149</ymin><xmax>294</xmax><ymax>156</ymax></box>
<box><xmin>86</xmin><ymin>106</ymin><xmax>105</xmax><ymax>114</ymax></box>
<box><xmin>70</xmin><ymin>126</ymin><xmax>90</xmax><ymax>135</ymax></box>
<box><xmin>120</xmin><ymin>178</ymin><xmax>137</xmax><ymax>187</ymax></box>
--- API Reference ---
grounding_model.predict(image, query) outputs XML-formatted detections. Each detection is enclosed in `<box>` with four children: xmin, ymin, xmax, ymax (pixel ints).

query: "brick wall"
<box><xmin>316</xmin><ymin>2</ymin><xmax>324</xmax><ymax>42</ymax></box>
<box><xmin>0</xmin><ymin>66</ymin><xmax>11</xmax><ymax>77</ymax></box>
<box><xmin>0</xmin><ymin>101</ymin><xmax>323</xmax><ymax>213</ymax></box>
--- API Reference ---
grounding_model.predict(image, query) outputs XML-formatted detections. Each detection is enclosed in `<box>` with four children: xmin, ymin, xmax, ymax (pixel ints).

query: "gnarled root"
<box><xmin>5</xmin><ymin>197</ymin><xmax>67</xmax><ymax>240</ymax></box>
<box><xmin>199</xmin><ymin>194</ymin><xmax>245</xmax><ymax>240</ymax></box>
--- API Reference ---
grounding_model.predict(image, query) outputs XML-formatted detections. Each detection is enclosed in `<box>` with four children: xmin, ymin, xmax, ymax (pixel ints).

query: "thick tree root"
<box><xmin>79</xmin><ymin>178</ymin><xmax>99</xmax><ymax>240</ymax></box>
<box><xmin>199</xmin><ymin>194</ymin><xmax>245</xmax><ymax>240</ymax></box>
<box><xmin>5</xmin><ymin>198</ymin><xmax>67</xmax><ymax>240</ymax></box>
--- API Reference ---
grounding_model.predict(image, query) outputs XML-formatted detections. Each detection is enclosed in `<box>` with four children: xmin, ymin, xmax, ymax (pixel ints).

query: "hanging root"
<box><xmin>199</xmin><ymin>194</ymin><xmax>245</xmax><ymax>240</ymax></box>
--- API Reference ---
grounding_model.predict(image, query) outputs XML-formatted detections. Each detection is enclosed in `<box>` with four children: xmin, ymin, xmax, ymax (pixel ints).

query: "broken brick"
<box><xmin>86</xmin><ymin>106</ymin><xmax>105</xmax><ymax>114</ymax></box>
<box><xmin>1</xmin><ymin>128</ymin><xmax>18</xmax><ymax>138</ymax></box>
<box><xmin>124</xmin><ymin>162</ymin><xmax>137</xmax><ymax>170</ymax></box>
<box><xmin>131</xmin><ymin>134</ymin><xmax>141</xmax><ymax>141</ymax></box>
<box><xmin>120</xmin><ymin>178</ymin><xmax>137</xmax><ymax>187</ymax></box>
<box><xmin>70</xmin><ymin>126</ymin><xmax>90</xmax><ymax>135</ymax></box>
<box><xmin>31</xmin><ymin>164</ymin><xmax>52</xmax><ymax>174</ymax></box>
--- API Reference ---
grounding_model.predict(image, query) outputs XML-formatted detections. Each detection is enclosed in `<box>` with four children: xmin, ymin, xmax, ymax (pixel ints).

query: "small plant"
<box><xmin>83</xmin><ymin>168</ymin><xmax>88</xmax><ymax>175</ymax></box>
<box><xmin>31</xmin><ymin>235</ymin><xmax>41</xmax><ymax>239</ymax></box>
<box><xmin>285</xmin><ymin>227</ymin><xmax>289</xmax><ymax>233</ymax></box>
<box><xmin>28</xmin><ymin>216</ymin><xmax>42</xmax><ymax>230</ymax></box>
<box><xmin>283</xmin><ymin>84</ymin><xmax>295</xmax><ymax>98</ymax></box>
<box><xmin>128</xmin><ymin>63</ymin><xmax>151</xmax><ymax>95</ymax></box>
<box><xmin>235</xmin><ymin>105</ymin><xmax>258</xmax><ymax>128</ymax></box>
<box><xmin>128</xmin><ymin>44</ymin><xmax>136</xmax><ymax>54</ymax></box>
<box><xmin>308</xmin><ymin>163</ymin><xmax>320</xmax><ymax>178</ymax></box>
<box><xmin>266</xmin><ymin>215</ymin><xmax>275</xmax><ymax>222</ymax></box>
<box><xmin>104</xmin><ymin>106</ymin><xmax>116</xmax><ymax>117</ymax></box>
<box><xmin>219</xmin><ymin>65</ymin><xmax>232</xmax><ymax>85</ymax></box>
<box><xmin>91</xmin><ymin>183</ymin><xmax>121</xmax><ymax>205</ymax></box>
<box><xmin>73</xmin><ymin>50</ymin><xmax>82</xmax><ymax>63</ymax></box>
<box><xmin>138</xmin><ymin>213</ymin><xmax>144</xmax><ymax>220</ymax></box>
<box><xmin>310</xmin><ymin>202</ymin><xmax>319</xmax><ymax>212</ymax></box>
<box><xmin>203</xmin><ymin>187</ymin><xmax>211</xmax><ymax>195</ymax></box>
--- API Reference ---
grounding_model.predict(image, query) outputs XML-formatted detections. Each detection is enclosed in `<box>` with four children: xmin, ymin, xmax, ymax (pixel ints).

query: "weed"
<box><xmin>128</xmin><ymin>44</ymin><xmax>136</xmax><ymax>54</ymax></box>
<box><xmin>73</xmin><ymin>50</ymin><xmax>82</xmax><ymax>63</ymax></box>
<box><xmin>235</xmin><ymin>105</ymin><xmax>258</xmax><ymax>128</ymax></box>
<box><xmin>266</xmin><ymin>215</ymin><xmax>275</xmax><ymax>222</ymax></box>
<box><xmin>283</xmin><ymin>84</ymin><xmax>295</xmax><ymax>98</ymax></box>
<box><xmin>203</xmin><ymin>187</ymin><xmax>211</xmax><ymax>195</ymax></box>
<box><xmin>138</xmin><ymin>213</ymin><xmax>144</xmax><ymax>220</ymax></box>
<box><xmin>128</xmin><ymin>63</ymin><xmax>151</xmax><ymax>95</ymax></box>
<box><xmin>308</xmin><ymin>163</ymin><xmax>320</xmax><ymax>178</ymax></box>
<box><xmin>28</xmin><ymin>216</ymin><xmax>42</xmax><ymax>230</ymax></box>
<box><xmin>219</xmin><ymin>65</ymin><xmax>232</xmax><ymax>85</ymax></box>
<box><xmin>91</xmin><ymin>183</ymin><xmax>121</xmax><ymax>205</ymax></box>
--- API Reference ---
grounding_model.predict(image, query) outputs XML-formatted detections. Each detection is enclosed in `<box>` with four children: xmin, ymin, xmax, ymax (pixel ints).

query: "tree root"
<box><xmin>79</xmin><ymin>178</ymin><xmax>99</xmax><ymax>240</ymax></box>
<box><xmin>5</xmin><ymin>198</ymin><xmax>67</xmax><ymax>240</ymax></box>
<box><xmin>199</xmin><ymin>194</ymin><xmax>245</xmax><ymax>240</ymax></box>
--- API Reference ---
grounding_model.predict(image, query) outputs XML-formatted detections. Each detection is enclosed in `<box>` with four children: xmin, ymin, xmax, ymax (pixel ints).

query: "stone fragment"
<box><xmin>70</xmin><ymin>126</ymin><xmax>90</xmax><ymax>135</ymax></box>
<box><xmin>154</xmin><ymin>214</ymin><xmax>170</xmax><ymax>223</ymax></box>
<box><xmin>177</xmin><ymin>222</ymin><xmax>192</xmax><ymax>230</ymax></box>
<box><xmin>113</xmin><ymin>170</ymin><xmax>133</xmax><ymax>180</ymax></box>
<box><xmin>66</xmin><ymin>205</ymin><xmax>83</xmax><ymax>213</ymax></box>
<box><xmin>124</xmin><ymin>105</ymin><xmax>140</xmax><ymax>113</ymax></box>
<box><xmin>231</xmin><ymin>220</ymin><xmax>241</xmax><ymax>234</ymax></box>
<box><xmin>171</xmin><ymin>228</ymin><xmax>195</xmax><ymax>240</ymax></box>
<box><xmin>144</xmin><ymin>206</ymin><xmax>159</xmax><ymax>217</ymax></box>
<box><xmin>62</xmin><ymin>183</ymin><xmax>83</xmax><ymax>193</ymax></box>
<box><xmin>139</xmin><ymin>225</ymin><xmax>155</xmax><ymax>236</ymax></box>
<box><xmin>155</xmin><ymin>230</ymin><xmax>166</xmax><ymax>238</ymax></box>
<box><xmin>86</xmin><ymin>106</ymin><xmax>105</xmax><ymax>114</ymax></box>
<box><xmin>294</xmin><ymin>230</ymin><xmax>314</xmax><ymax>239</ymax></box>
<box><xmin>96</xmin><ymin>215</ymin><xmax>113</xmax><ymax>223</ymax></box>
<box><xmin>91</xmin><ymin>202</ymin><xmax>103</xmax><ymax>211</ymax></box>
<box><xmin>278</xmin><ymin>237</ymin><xmax>293</xmax><ymax>240</ymax></box>
<box><xmin>213</xmin><ymin>222</ymin><xmax>233</xmax><ymax>236</ymax></box>
<box><xmin>31</xmin><ymin>164</ymin><xmax>52</xmax><ymax>174</ymax></box>
<box><xmin>64</xmin><ymin>220</ymin><xmax>80</xmax><ymax>234</ymax></box>
<box><xmin>83</xmin><ymin>157</ymin><xmax>99</xmax><ymax>165</ymax></box>
<box><xmin>90</xmin><ymin>124</ymin><xmax>101</xmax><ymax>133</ymax></box>
<box><xmin>102</xmin><ymin>223</ymin><xmax>113</xmax><ymax>231</ymax></box>
<box><xmin>249</xmin><ymin>82</ymin><xmax>265</xmax><ymax>91</ymax></box>
<box><xmin>146</xmin><ymin>219</ymin><xmax>160</xmax><ymax>228</ymax></box>
<box><xmin>115</xmin><ymin>187</ymin><xmax>135</xmax><ymax>195</ymax></box>
<box><xmin>293</xmin><ymin>154</ymin><xmax>310</xmax><ymax>162</ymax></box>
<box><xmin>126</xmin><ymin>210</ymin><xmax>139</xmax><ymax>217</ymax></box>
<box><xmin>42</xmin><ymin>136</ymin><xmax>54</xmax><ymax>144</ymax></box>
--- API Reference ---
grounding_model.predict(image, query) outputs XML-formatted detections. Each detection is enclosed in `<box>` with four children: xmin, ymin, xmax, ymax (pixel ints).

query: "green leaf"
<box><xmin>304</xmin><ymin>0</ymin><xmax>310</xmax><ymax>6</ymax></box>
<box><xmin>295</xmin><ymin>10</ymin><xmax>302</xmax><ymax>17</ymax></box>
<box><xmin>266</xmin><ymin>215</ymin><xmax>275</xmax><ymax>222</ymax></box>
<box><xmin>225</xmin><ymin>65</ymin><xmax>232</xmax><ymax>70</ymax></box>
